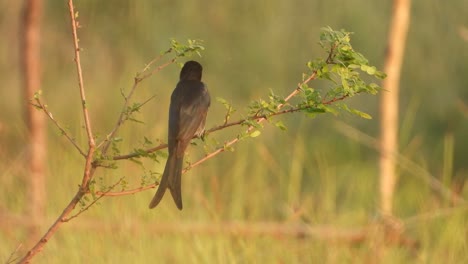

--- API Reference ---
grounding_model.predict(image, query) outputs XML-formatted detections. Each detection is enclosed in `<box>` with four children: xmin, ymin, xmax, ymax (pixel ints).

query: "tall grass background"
<box><xmin>0</xmin><ymin>0</ymin><xmax>467</xmax><ymax>263</ymax></box>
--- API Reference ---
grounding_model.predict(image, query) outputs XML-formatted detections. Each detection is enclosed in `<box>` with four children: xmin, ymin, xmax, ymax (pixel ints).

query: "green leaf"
<box><xmin>143</xmin><ymin>137</ymin><xmax>153</xmax><ymax>146</ymax></box>
<box><xmin>351</xmin><ymin>109</ymin><xmax>372</xmax><ymax>119</ymax></box>
<box><xmin>274</xmin><ymin>121</ymin><xmax>287</xmax><ymax>131</ymax></box>
<box><xmin>361</xmin><ymin>65</ymin><xmax>377</xmax><ymax>75</ymax></box>
<box><xmin>250</xmin><ymin>130</ymin><xmax>261</xmax><ymax>138</ymax></box>
<box><xmin>375</xmin><ymin>71</ymin><xmax>387</xmax><ymax>79</ymax></box>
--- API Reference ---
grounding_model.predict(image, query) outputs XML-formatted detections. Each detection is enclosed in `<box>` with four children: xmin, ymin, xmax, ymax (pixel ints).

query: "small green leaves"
<box><xmin>217</xmin><ymin>97</ymin><xmax>236</xmax><ymax>124</ymax></box>
<box><xmin>227</xmin><ymin>27</ymin><xmax>383</xmax><ymax>151</ymax></box>
<box><xmin>339</xmin><ymin>104</ymin><xmax>373</xmax><ymax>119</ymax></box>
<box><xmin>246</xmin><ymin>90</ymin><xmax>289</xmax><ymax>120</ymax></box>
<box><xmin>170</xmin><ymin>39</ymin><xmax>205</xmax><ymax>57</ymax></box>
<box><xmin>295</xmin><ymin>27</ymin><xmax>384</xmax><ymax>119</ymax></box>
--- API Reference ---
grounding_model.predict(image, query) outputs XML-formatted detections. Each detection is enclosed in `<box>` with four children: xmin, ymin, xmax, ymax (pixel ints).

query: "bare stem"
<box><xmin>68</xmin><ymin>1</ymin><xmax>94</xmax><ymax>148</ymax></box>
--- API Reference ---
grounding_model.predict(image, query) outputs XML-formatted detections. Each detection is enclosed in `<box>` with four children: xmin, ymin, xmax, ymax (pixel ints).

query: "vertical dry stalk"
<box><xmin>67</xmin><ymin>0</ymin><xmax>96</xmax><ymax>189</ymax></box>
<box><xmin>380</xmin><ymin>0</ymin><xmax>411</xmax><ymax>215</ymax></box>
<box><xmin>20</xmin><ymin>0</ymin><xmax>45</xmax><ymax>237</ymax></box>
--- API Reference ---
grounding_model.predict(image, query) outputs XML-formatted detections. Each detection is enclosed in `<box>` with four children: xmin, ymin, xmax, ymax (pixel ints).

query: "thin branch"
<box><xmin>63</xmin><ymin>178</ymin><xmax>124</xmax><ymax>221</ymax></box>
<box><xmin>5</xmin><ymin>243</ymin><xmax>22</xmax><ymax>264</ymax></box>
<box><xmin>112</xmin><ymin>143</ymin><xmax>168</xmax><ymax>160</ymax></box>
<box><xmin>96</xmin><ymin>184</ymin><xmax>155</xmax><ymax>197</ymax></box>
<box><xmin>97</xmin><ymin>56</ymin><xmax>177</xmax><ymax>152</ymax></box>
<box><xmin>222</xmin><ymin>105</ymin><xmax>233</xmax><ymax>126</ymax></box>
<box><xmin>68</xmin><ymin>1</ymin><xmax>94</xmax><ymax>148</ymax></box>
<box><xmin>138</xmin><ymin>48</ymin><xmax>172</xmax><ymax>76</ymax></box>
<box><xmin>32</xmin><ymin>98</ymin><xmax>86</xmax><ymax>157</ymax></box>
<box><xmin>68</xmin><ymin>0</ymin><xmax>96</xmax><ymax>192</ymax></box>
<box><xmin>137</xmin><ymin>56</ymin><xmax>177</xmax><ymax>81</ymax></box>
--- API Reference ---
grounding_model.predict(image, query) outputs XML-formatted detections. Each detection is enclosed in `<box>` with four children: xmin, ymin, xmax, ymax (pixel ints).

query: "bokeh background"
<box><xmin>1</xmin><ymin>0</ymin><xmax>467</xmax><ymax>263</ymax></box>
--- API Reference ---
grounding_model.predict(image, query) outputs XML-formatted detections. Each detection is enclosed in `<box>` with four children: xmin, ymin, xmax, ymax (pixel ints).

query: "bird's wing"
<box><xmin>176</xmin><ymin>83</ymin><xmax>210</xmax><ymax>156</ymax></box>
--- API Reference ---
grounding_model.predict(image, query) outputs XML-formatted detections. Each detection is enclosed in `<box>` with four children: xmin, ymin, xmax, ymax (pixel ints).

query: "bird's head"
<box><xmin>180</xmin><ymin>61</ymin><xmax>203</xmax><ymax>81</ymax></box>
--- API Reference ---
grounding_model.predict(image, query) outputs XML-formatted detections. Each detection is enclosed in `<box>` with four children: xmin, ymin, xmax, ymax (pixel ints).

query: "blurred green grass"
<box><xmin>1</xmin><ymin>0</ymin><xmax>467</xmax><ymax>263</ymax></box>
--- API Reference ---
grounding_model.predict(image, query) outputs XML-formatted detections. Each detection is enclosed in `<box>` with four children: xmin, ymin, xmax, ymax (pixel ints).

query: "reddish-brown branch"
<box><xmin>18</xmin><ymin>1</ymin><xmax>95</xmax><ymax>263</ymax></box>
<box><xmin>18</xmin><ymin>190</ymin><xmax>85</xmax><ymax>263</ymax></box>
<box><xmin>68</xmin><ymin>2</ymin><xmax>94</xmax><ymax>150</ymax></box>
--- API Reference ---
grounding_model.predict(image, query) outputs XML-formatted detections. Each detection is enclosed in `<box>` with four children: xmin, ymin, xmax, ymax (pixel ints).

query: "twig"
<box><xmin>33</xmin><ymin>98</ymin><xmax>86</xmax><ymax>157</ymax></box>
<box><xmin>67</xmin><ymin>0</ymin><xmax>96</xmax><ymax>190</ymax></box>
<box><xmin>112</xmin><ymin>143</ymin><xmax>168</xmax><ymax>160</ymax></box>
<box><xmin>137</xmin><ymin>56</ymin><xmax>177</xmax><ymax>81</ymax></box>
<box><xmin>69</xmin><ymin>2</ymin><xmax>94</xmax><ymax>148</ymax></box>
<box><xmin>138</xmin><ymin>48</ymin><xmax>172</xmax><ymax>75</ymax></box>
<box><xmin>97</xmin><ymin>57</ymin><xmax>177</xmax><ymax>152</ymax></box>
<box><xmin>5</xmin><ymin>243</ymin><xmax>22</xmax><ymax>264</ymax></box>
<box><xmin>64</xmin><ymin>178</ymin><xmax>124</xmax><ymax>221</ymax></box>
<box><xmin>222</xmin><ymin>105</ymin><xmax>232</xmax><ymax>126</ymax></box>
<box><xmin>96</xmin><ymin>184</ymin><xmax>155</xmax><ymax>196</ymax></box>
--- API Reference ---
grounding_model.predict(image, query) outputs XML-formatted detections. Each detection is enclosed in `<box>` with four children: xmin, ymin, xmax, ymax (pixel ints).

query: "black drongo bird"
<box><xmin>149</xmin><ymin>61</ymin><xmax>210</xmax><ymax>210</ymax></box>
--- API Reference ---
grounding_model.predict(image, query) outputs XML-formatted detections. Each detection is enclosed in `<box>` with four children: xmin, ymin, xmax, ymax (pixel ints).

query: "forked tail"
<box><xmin>148</xmin><ymin>153</ymin><xmax>183</xmax><ymax>210</ymax></box>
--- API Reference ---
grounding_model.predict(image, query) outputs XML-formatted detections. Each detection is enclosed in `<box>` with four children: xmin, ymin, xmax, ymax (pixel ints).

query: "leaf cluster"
<box><xmin>241</xmin><ymin>27</ymin><xmax>385</xmax><ymax>132</ymax></box>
